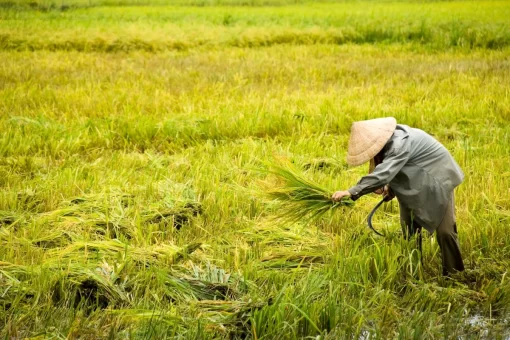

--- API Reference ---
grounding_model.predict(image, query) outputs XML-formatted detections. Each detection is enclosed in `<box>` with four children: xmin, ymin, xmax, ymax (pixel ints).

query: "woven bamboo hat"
<box><xmin>346</xmin><ymin>117</ymin><xmax>397</xmax><ymax>166</ymax></box>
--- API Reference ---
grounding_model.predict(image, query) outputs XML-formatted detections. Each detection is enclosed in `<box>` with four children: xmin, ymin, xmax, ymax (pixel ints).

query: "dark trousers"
<box><xmin>399</xmin><ymin>196</ymin><xmax>465</xmax><ymax>276</ymax></box>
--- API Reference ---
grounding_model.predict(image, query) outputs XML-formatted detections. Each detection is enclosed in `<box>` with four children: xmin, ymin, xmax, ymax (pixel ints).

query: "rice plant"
<box><xmin>1</xmin><ymin>0</ymin><xmax>509</xmax><ymax>337</ymax></box>
<box><xmin>264</xmin><ymin>164</ymin><xmax>354</xmax><ymax>223</ymax></box>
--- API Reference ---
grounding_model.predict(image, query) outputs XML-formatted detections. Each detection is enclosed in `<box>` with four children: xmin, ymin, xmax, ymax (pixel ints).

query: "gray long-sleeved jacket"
<box><xmin>348</xmin><ymin>124</ymin><xmax>464</xmax><ymax>233</ymax></box>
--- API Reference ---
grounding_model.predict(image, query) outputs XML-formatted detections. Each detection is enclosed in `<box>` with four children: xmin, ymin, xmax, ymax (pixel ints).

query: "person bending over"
<box><xmin>332</xmin><ymin>117</ymin><xmax>465</xmax><ymax>276</ymax></box>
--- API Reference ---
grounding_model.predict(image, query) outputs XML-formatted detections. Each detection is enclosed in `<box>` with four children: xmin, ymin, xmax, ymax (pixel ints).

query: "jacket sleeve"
<box><xmin>348</xmin><ymin>140</ymin><xmax>410</xmax><ymax>201</ymax></box>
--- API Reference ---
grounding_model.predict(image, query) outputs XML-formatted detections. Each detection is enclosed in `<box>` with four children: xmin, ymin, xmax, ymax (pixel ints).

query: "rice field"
<box><xmin>1</xmin><ymin>0</ymin><xmax>510</xmax><ymax>338</ymax></box>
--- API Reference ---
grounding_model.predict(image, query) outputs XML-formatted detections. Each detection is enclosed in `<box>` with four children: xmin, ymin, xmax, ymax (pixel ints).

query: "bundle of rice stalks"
<box><xmin>259</xmin><ymin>251</ymin><xmax>326</xmax><ymax>270</ymax></box>
<box><xmin>264</xmin><ymin>164</ymin><xmax>354</xmax><ymax>223</ymax></box>
<box><xmin>46</xmin><ymin>239</ymin><xmax>204</xmax><ymax>266</ymax></box>
<box><xmin>107</xmin><ymin>308</ymin><xmax>183</xmax><ymax>327</ymax></box>
<box><xmin>239</xmin><ymin>223</ymin><xmax>329</xmax><ymax>248</ymax></box>
<box><xmin>51</xmin><ymin>263</ymin><xmax>131</xmax><ymax>311</ymax></box>
<box><xmin>0</xmin><ymin>262</ymin><xmax>37</xmax><ymax>308</ymax></box>
<box><xmin>0</xmin><ymin>210</ymin><xmax>26</xmax><ymax>229</ymax></box>
<box><xmin>163</xmin><ymin>263</ymin><xmax>248</xmax><ymax>302</ymax></box>
<box><xmin>143</xmin><ymin>201</ymin><xmax>202</xmax><ymax>231</ymax></box>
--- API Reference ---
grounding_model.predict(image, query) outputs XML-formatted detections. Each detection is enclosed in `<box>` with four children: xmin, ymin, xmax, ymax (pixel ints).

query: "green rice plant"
<box><xmin>264</xmin><ymin>164</ymin><xmax>354</xmax><ymax>224</ymax></box>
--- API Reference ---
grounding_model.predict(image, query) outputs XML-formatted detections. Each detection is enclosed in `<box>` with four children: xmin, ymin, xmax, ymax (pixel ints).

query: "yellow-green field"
<box><xmin>1</xmin><ymin>0</ymin><xmax>510</xmax><ymax>338</ymax></box>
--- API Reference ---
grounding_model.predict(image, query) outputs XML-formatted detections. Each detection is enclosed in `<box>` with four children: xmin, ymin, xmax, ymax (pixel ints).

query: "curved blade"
<box><xmin>367</xmin><ymin>198</ymin><xmax>385</xmax><ymax>237</ymax></box>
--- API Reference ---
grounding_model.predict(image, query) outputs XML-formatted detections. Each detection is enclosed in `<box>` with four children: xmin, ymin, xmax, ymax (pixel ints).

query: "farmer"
<box><xmin>332</xmin><ymin>117</ymin><xmax>465</xmax><ymax>275</ymax></box>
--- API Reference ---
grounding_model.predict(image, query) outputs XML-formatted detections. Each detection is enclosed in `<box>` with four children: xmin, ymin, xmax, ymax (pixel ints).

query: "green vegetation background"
<box><xmin>0</xmin><ymin>0</ymin><xmax>509</xmax><ymax>338</ymax></box>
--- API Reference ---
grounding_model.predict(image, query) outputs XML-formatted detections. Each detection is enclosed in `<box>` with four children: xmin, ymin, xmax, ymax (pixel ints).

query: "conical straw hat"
<box><xmin>347</xmin><ymin>117</ymin><xmax>397</xmax><ymax>166</ymax></box>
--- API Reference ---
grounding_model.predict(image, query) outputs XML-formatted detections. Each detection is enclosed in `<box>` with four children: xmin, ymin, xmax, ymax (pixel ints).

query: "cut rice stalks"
<box><xmin>264</xmin><ymin>164</ymin><xmax>354</xmax><ymax>223</ymax></box>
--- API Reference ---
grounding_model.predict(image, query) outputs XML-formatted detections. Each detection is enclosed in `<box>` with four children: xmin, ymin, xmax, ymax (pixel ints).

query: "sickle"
<box><xmin>367</xmin><ymin>197</ymin><xmax>386</xmax><ymax>237</ymax></box>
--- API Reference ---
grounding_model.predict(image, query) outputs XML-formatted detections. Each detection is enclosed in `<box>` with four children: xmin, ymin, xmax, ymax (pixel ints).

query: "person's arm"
<box><xmin>347</xmin><ymin>146</ymin><xmax>409</xmax><ymax>200</ymax></box>
<box><xmin>332</xmin><ymin>141</ymin><xmax>410</xmax><ymax>202</ymax></box>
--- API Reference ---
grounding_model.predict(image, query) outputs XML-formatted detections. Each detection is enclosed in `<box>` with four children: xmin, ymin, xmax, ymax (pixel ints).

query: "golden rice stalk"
<box><xmin>264</xmin><ymin>164</ymin><xmax>353</xmax><ymax>223</ymax></box>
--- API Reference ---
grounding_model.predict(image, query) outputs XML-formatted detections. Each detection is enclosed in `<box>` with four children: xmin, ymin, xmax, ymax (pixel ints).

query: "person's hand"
<box><xmin>332</xmin><ymin>190</ymin><xmax>351</xmax><ymax>202</ymax></box>
<box><xmin>382</xmin><ymin>185</ymin><xmax>395</xmax><ymax>201</ymax></box>
<box><xmin>374</xmin><ymin>187</ymin><xmax>384</xmax><ymax>195</ymax></box>
<box><xmin>374</xmin><ymin>185</ymin><xmax>390</xmax><ymax>196</ymax></box>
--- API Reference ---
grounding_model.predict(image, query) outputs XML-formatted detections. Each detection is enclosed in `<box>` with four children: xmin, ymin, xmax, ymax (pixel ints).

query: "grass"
<box><xmin>1</xmin><ymin>2</ymin><xmax>510</xmax><ymax>51</ymax></box>
<box><xmin>0</xmin><ymin>0</ymin><xmax>510</xmax><ymax>338</ymax></box>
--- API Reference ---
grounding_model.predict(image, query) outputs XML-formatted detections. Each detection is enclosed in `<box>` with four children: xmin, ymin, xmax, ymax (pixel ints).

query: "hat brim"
<box><xmin>346</xmin><ymin>117</ymin><xmax>397</xmax><ymax>166</ymax></box>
